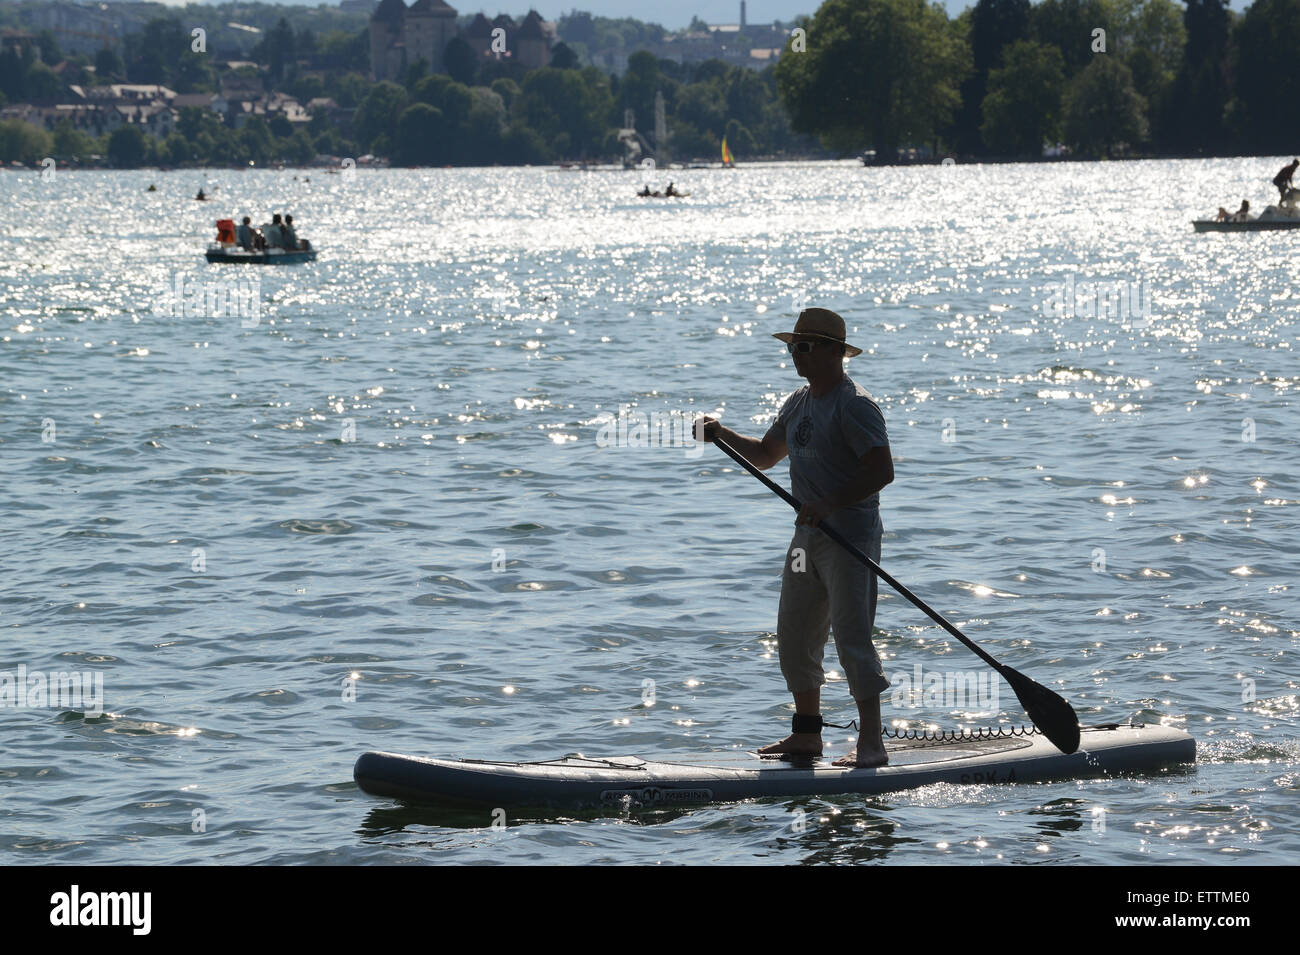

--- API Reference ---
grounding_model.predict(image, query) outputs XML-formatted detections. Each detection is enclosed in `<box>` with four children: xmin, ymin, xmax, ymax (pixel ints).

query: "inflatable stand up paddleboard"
<box><xmin>354</xmin><ymin>722</ymin><xmax>1195</xmax><ymax>809</ymax></box>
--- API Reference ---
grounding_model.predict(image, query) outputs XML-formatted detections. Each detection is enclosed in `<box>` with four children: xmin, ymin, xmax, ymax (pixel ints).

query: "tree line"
<box><xmin>777</xmin><ymin>0</ymin><xmax>1298</xmax><ymax>161</ymax></box>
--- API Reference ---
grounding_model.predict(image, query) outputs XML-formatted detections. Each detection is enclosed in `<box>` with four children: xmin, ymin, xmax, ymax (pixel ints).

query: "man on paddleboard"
<box><xmin>696</xmin><ymin>307</ymin><xmax>894</xmax><ymax>767</ymax></box>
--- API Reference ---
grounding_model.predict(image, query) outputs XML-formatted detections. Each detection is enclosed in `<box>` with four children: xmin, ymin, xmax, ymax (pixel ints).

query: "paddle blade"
<box><xmin>1004</xmin><ymin>668</ymin><xmax>1080</xmax><ymax>754</ymax></box>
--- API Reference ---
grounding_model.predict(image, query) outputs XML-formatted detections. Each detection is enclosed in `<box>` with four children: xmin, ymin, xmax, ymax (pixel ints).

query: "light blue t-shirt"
<box><xmin>775</xmin><ymin>375</ymin><xmax>890</xmax><ymax>533</ymax></box>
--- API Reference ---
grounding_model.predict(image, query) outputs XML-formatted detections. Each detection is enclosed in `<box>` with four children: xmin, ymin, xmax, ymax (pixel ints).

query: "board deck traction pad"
<box><xmin>353</xmin><ymin>721</ymin><xmax>1196</xmax><ymax>808</ymax></box>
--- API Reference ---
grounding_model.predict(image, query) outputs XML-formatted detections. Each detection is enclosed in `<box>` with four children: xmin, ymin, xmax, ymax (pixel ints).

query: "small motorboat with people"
<box><xmin>1194</xmin><ymin>167</ymin><xmax>1300</xmax><ymax>231</ymax></box>
<box><xmin>1193</xmin><ymin>196</ymin><xmax>1300</xmax><ymax>232</ymax></box>
<box><xmin>206</xmin><ymin>217</ymin><xmax>316</xmax><ymax>263</ymax></box>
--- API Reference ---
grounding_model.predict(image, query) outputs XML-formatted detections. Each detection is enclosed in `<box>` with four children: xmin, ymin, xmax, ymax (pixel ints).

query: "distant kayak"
<box><xmin>636</xmin><ymin>192</ymin><xmax>690</xmax><ymax>199</ymax></box>
<box><xmin>206</xmin><ymin>244</ymin><xmax>316</xmax><ymax>264</ymax></box>
<box><xmin>354</xmin><ymin>722</ymin><xmax>1195</xmax><ymax>809</ymax></box>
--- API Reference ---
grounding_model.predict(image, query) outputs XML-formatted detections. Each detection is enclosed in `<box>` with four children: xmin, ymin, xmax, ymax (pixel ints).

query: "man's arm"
<box><xmin>797</xmin><ymin>445</ymin><xmax>894</xmax><ymax>527</ymax></box>
<box><xmin>696</xmin><ymin>417</ymin><xmax>788</xmax><ymax>470</ymax></box>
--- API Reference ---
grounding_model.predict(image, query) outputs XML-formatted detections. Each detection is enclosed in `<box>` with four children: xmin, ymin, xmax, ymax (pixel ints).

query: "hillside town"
<box><xmin>0</xmin><ymin>1</ymin><xmax>797</xmax><ymax>166</ymax></box>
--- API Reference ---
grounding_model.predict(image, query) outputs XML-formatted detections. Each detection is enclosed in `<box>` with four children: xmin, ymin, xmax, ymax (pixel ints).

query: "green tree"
<box><xmin>238</xmin><ymin>117</ymin><xmax>275</xmax><ymax>165</ymax></box>
<box><xmin>550</xmin><ymin>42</ymin><xmax>579</xmax><ymax>69</ymax></box>
<box><xmin>53</xmin><ymin>119</ymin><xmax>96</xmax><ymax>160</ymax></box>
<box><xmin>1030</xmin><ymin>0</ymin><xmax>1116</xmax><ymax>77</ymax></box>
<box><xmin>502</xmin><ymin>121</ymin><xmax>550</xmax><ymax>163</ymax></box>
<box><xmin>0</xmin><ymin>120</ymin><xmax>53</xmax><ymax>163</ymax></box>
<box><xmin>319</xmin><ymin>30</ymin><xmax>370</xmax><ymax>72</ymax></box>
<box><xmin>618</xmin><ymin>50</ymin><xmax>665</xmax><ymax>133</ymax></box>
<box><xmin>178</xmin><ymin>106</ymin><xmax>224</xmax><ymax>142</ymax></box>
<box><xmin>1116</xmin><ymin>0</ymin><xmax>1184</xmax><ymax>148</ymax></box>
<box><xmin>25</xmin><ymin>62</ymin><xmax>63</xmax><ymax>102</ymax></box>
<box><xmin>980</xmin><ymin>40</ymin><xmax>1066</xmax><ymax>155</ymax></box>
<box><xmin>329</xmin><ymin>72</ymin><xmax>369</xmax><ymax>109</ymax></box>
<box><xmin>162</xmin><ymin>131</ymin><xmax>193</xmax><ymax>165</ymax></box>
<box><xmin>445</xmin><ymin>37</ymin><xmax>477</xmax><ymax>85</ymax></box>
<box><xmin>95</xmin><ymin>47</ymin><xmax>123</xmax><ymax>80</ymax></box>
<box><xmin>723</xmin><ymin>118</ymin><xmax>757</xmax><ymax>156</ymax></box>
<box><xmin>515</xmin><ymin>67</ymin><xmax>612</xmax><ymax>159</ymax></box>
<box><xmin>775</xmin><ymin>0</ymin><xmax>970</xmax><ymax>160</ymax></box>
<box><xmin>412</xmin><ymin>73</ymin><xmax>452</xmax><ymax>107</ymax></box>
<box><xmin>269</xmin><ymin>114</ymin><xmax>293</xmax><ymax>139</ymax></box>
<box><xmin>951</xmin><ymin>0</ymin><xmax>1031</xmax><ymax>154</ymax></box>
<box><xmin>464</xmin><ymin>86</ymin><xmax>508</xmax><ymax>162</ymax></box>
<box><xmin>107</xmin><ymin>125</ymin><xmax>147</xmax><ymax>167</ymax></box>
<box><xmin>412</xmin><ymin>75</ymin><xmax>473</xmax><ymax>160</ymax></box>
<box><xmin>263</xmin><ymin>18</ymin><xmax>297</xmax><ymax>82</ymax></box>
<box><xmin>403</xmin><ymin>58</ymin><xmax>430</xmax><ymax>91</ymax></box>
<box><xmin>125</xmin><ymin>19</ymin><xmax>187</xmax><ymax>85</ymax></box>
<box><xmin>491</xmin><ymin>77</ymin><xmax>520</xmax><ymax>109</ymax></box>
<box><xmin>726</xmin><ymin>68</ymin><xmax>766</xmax><ymax>128</ymax></box>
<box><xmin>286</xmin><ymin>128</ymin><xmax>316</xmax><ymax>164</ymax></box>
<box><xmin>675</xmin><ymin>83</ymin><xmax>726</xmax><ymax>136</ymax></box>
<box><xmin>1229</xmin><ymin>0</ymin><xmax>1300</xmax><ymax>153</ymax></box>
<box><xmin>354</xmin><ymin>80</ymin><xmax>408</xmax><ymax>150</ymax></box>
<box><xmin>36</xmin><ymin>30</ymin><xmax>62</xmax><ymax>65</ymax></box>
<box><xmin>394</xmin><ymin>102</ymin><xmax>446</xmax><ymax>164</ymax></box>
<box><xmin>1062</xmin><ymin>55</ymin><xmax>1148</xmax><ymax>156</ymax></box>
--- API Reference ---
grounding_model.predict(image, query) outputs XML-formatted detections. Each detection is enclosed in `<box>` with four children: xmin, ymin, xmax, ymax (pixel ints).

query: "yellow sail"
<box><xmin>721</xmin><ymin>136</ymin><xmax>734</xmax><ymax>167</ymax></box>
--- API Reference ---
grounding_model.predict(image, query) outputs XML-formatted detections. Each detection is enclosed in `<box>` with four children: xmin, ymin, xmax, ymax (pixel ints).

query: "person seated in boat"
<box><xmin>665</xmin><ymin>181</ymin><xmax>679</xmax><ymax>197</ymax></box>
<box><xmin>196</xmin><ymin>188</ymin><xmax>206</xmax><ymax>201</ymax></box>
<box><xmin>235</xmin><ymin>216</ymin><xmax>254</xmax><ymax>250</ymax></box>
<box><xmin>1273</xmin><ymin>159</ymin><xmax>1299</xmax><ymax>202</ymax></box>
<box><xmin>282</xmin><ymin>214</ymin><xmax>299</xmax><ymax>250</ymax></box>
<box><xmin>637</xmin><ymin>185</ymin><xmax>652</xmax><ymax>197</ymax></box>
<box><xmin>1229</xmin><ymin>199</ymin><xmax>1251</xmax><ymax>222</ymax></box>
<box><xmin>262</xmin><ymin>213</ymin><xmax>285</xmax><ymax>249</ymax></box>
<box><xmin>1214</xmin><ymin>207</ymin><xmax>1231</xmax><ymax>221</ymax></box>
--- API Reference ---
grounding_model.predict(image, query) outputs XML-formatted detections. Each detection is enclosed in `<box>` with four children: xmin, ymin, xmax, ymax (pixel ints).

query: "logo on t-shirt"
<box><xmin>794</xmin><ymin>415</ymin><xmax>813</xmax><ymax>448</ymax></box>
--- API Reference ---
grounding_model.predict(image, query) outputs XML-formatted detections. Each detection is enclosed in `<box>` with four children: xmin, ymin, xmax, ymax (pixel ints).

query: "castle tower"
<box><xmin>405</xmin><ymin>0</ymin><xmax>459</xmax><ymax>75</ymax></box>
<box><xmin>369</xmin><ymin>0</ymin><xmax>407</xmax><ymax>81</ymax></box>
<box><xmin>465</xmin><ymin>12</ymin><xmax>494</xmax><ymax>59</ymax></box>
<box><xmin>516</xmin><ymin>10</ymin><xmax>554</xmax><ymax>70</ymax></box>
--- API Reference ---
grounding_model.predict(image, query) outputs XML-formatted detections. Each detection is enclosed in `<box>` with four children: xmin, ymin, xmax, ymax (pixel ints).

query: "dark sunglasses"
<box><xmin>787</xmin><ymin>340</ymin><xmax>823</xmax><ymax>355</ymax></box>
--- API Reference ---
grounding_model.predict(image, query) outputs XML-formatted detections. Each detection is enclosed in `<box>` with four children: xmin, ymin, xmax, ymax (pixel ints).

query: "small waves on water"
<box><xmin>0</xmin><ymin>159</ymin><xmax>1296</xmax><ymax>864</ymax></box>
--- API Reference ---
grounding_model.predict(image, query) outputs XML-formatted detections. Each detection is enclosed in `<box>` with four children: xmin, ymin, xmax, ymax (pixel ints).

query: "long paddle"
<box><xmin>709</xmin><ymin>434</ymin><xmax>1081</xmax><ymax>755</ymax></box>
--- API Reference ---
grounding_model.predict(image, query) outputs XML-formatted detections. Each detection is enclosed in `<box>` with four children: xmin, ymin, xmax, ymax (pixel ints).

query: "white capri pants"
<box><xmin>776</xmin><ymin>513</ymin><xmax>887</xmax><ymax>700</ymax></box>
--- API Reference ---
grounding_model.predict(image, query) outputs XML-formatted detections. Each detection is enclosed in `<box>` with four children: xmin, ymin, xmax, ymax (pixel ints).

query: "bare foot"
<box><xmin>757</xmin><ymin>732</ymin><xmax>822</xmax><ymax>759</ymax></box>
<box><xmin>831</xmin><ymin>744</ymin><xmax>888</xmax><ymax>768</ymax></box>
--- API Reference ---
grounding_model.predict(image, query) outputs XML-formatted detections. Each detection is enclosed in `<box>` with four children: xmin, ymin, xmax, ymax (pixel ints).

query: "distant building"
<box><xmin>370</xmin><ymin>4</ymin><xmax>554</xmax><ymax>81</ymax></box>
<box><xmin>369</xmin><ymin>0</ymin><xmax>459</xmax><ymax>81</ymax></box>
<box><xmin>514</xmin><ymin>10</ymin><xmax>554</xmax><ymax>69</ymax></box>
<box><xmin>1</xmin><ymin>29</ymin><xmax>41</xmax><ymax>61</ymax></box>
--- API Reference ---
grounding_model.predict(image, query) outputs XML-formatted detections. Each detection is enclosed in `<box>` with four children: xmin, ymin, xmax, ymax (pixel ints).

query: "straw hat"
<box><xmin>772</xmin><ymin>307</ymin><xmax>862</xmax><ymax>357</ymax></box>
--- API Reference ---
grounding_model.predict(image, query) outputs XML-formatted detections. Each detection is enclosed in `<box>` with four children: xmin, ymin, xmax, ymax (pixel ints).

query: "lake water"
<box><xmin>0</xmin><ymin>159</ymin><xmax>1296</xmax><ymax>864</ymax></box>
